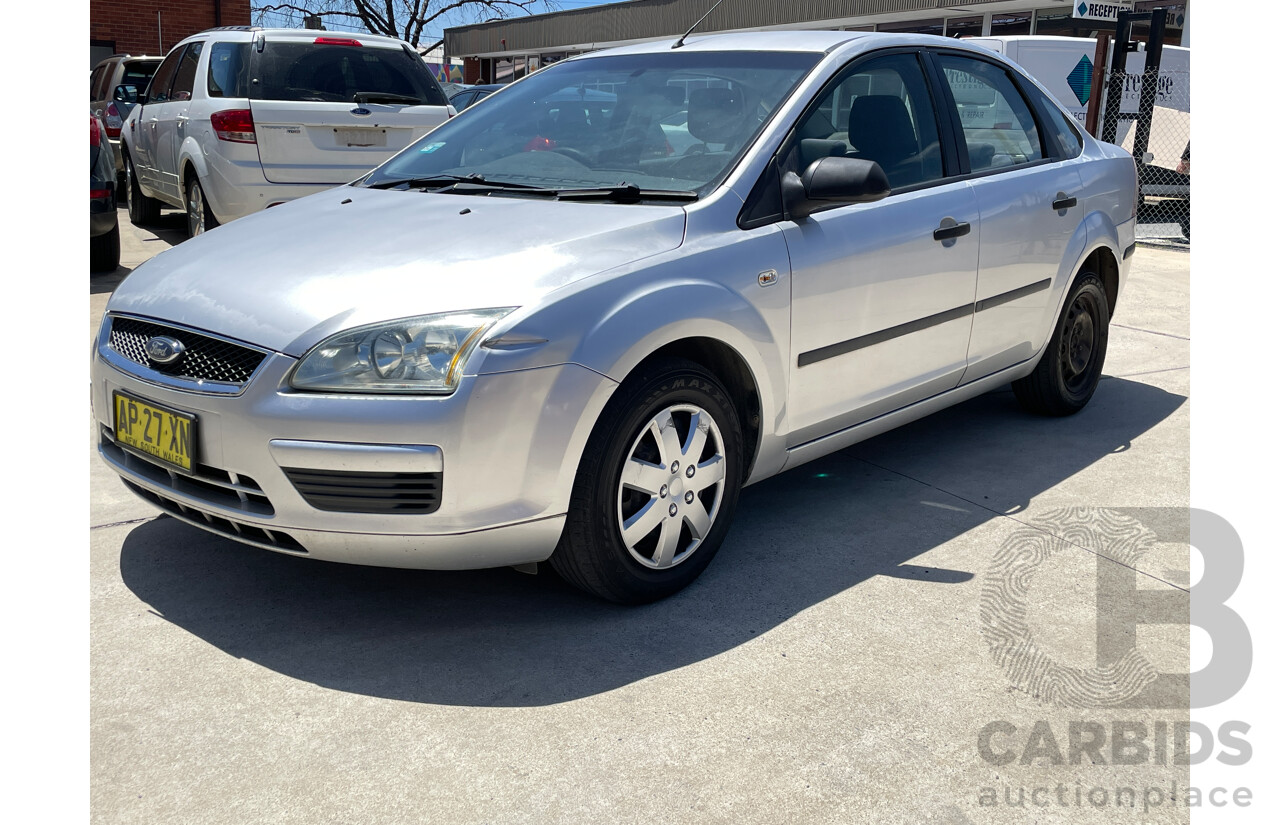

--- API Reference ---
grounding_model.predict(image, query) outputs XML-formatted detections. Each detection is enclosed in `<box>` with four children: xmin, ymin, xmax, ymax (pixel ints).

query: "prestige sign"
<box><xmin>1072</xmin><ymin>1</ymin><xmax>1135</xmax><ymax>22</ymax></box>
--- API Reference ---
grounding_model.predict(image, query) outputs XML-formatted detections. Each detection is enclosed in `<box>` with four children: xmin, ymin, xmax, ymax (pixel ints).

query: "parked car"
<box><xmin>448</xmin><ymin>83</ymin><xmax>504</xmax><ymax>111</ymax></box>
<box><xmin>90</xmin><ymin>54</ymin><xmax>162</xmax><ymax>181</ymax></box>
<box><xmin>121</xmin><ymin>27</ymin><xmax>454</xmax><ymax>238</ymax></box>
<box><xmin>93</xmin><ymin>32</ymin><xmax>1137</xmax><ymax>603</ymax></box>
<box><xmin>90</xmin><ymin>115</ymin><xmax>120</xmax><ymax>273</ymax></box>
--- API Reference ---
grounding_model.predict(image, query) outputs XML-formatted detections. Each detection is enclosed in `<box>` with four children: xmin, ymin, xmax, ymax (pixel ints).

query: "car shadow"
<box><xmin>90</xmin><ymin>263</ymin><xmax>132</xmax><ymax>295</ymax></box>
<box><xmin>117</xmin><ymin>376</ymin><xmax>1185</xmax><ymax>707</ymax></box>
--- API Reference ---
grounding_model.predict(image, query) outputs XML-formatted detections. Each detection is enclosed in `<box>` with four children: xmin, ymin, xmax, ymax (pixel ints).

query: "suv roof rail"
<box><xmin>200</xmin><ymin>26</ymin><xmax>263</xmax><ymax>33</ymax></box>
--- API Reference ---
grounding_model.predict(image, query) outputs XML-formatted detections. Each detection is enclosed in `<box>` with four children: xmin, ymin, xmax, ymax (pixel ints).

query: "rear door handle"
<box><xmin>933</xmin><ymin>221</ymin><xmax>971</xmax><ymax>242</ymax></box>
<box><xmin>1052</xmin><ymin>195</ymin><xmax>1077</xmax><ymax>210</ymax></box>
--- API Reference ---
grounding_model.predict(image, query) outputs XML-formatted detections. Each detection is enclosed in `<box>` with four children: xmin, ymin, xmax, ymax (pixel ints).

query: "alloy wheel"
<box><xmin>615</xmin><ymin>403</ymin><xmax>727</xmax><ymax>569</ymax></box>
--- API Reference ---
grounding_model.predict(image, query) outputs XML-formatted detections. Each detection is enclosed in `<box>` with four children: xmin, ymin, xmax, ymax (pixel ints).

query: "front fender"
<box><xmin>470</xmin><ymin>228</ymin><xmax>794</xmax><ymax>482</ymax></box>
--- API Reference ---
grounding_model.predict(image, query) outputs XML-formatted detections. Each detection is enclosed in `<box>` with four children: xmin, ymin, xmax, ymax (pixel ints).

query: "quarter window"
<box><xmin>937</xmin><ymin>54</ymin><xmax>1044</xmax><ymax>170</ymax></box>
<box><xmin>207</xmin><ymin>42</ymin><xmax>250</xmax><ymax>98</ymax></box>
<box><xmin>791</xmin><ymin>53</ymin><xmax>944</xmax><ymax>190</ymax></box>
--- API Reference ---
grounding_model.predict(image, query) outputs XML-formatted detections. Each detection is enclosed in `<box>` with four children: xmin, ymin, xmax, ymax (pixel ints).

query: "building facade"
<box><xmin>444</xmin><ymin>0</ymin><xmax>1189</xmax><ymax>84</ymax></box>
<box><xmin>90</xmin><ymin>0</ymin><xmax>252</xmax><ymax>69</ymax></box>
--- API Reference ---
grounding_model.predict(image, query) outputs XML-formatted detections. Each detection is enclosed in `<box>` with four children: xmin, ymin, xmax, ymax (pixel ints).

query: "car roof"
<box><xmin>182</xmin><ymin>27</ymin><xmax>414</xmax><ymax>48</ymax></box>
<box><xmin>579</xmin><ymin>30</ymin><xmax>998</xmax><ymax>59</ymax></box>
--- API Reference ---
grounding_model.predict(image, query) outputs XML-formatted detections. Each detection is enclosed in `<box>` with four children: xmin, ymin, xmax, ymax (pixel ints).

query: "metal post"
<box><xmin>1085</xmin><ymin>32</ymin><xmax>1111</xmax><ymax>137</ymax></box>
<box><xmin>1131</xmin><ymin>8</ymin><xmax>1167</xmax><ymax>165</ymax></box>
<box><xmin>1100</xmin><ymin>11</ymin><xmax>1134</xmax><ymax>144</ymax></box>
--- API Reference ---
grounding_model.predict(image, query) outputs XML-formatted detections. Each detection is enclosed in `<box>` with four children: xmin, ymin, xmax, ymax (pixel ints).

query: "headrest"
<box><xmin>688</xmin><ymin>87</ymin><xmax>745</xmax><ymax>144</ymax></box>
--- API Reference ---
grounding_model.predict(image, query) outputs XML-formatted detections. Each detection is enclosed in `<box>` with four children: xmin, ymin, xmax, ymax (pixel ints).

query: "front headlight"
<box><xmin>290</xmin><ymin>308</ymin><xmax>516</xmax><ymax>394</ymax></box>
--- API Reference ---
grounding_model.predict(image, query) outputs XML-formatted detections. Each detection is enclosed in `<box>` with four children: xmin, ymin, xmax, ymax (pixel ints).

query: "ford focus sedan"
<box><xmin>92</xmin><ymin>32</ymin><xmax>1137</xmax><ymax>603</ymax></box>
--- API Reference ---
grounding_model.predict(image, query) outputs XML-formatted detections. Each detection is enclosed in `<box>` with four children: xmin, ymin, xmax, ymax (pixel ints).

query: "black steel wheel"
<box><xmin>1013</xmin><ymin>273</ymin><xmax>1110</xmax><ymax>416</ymax></box>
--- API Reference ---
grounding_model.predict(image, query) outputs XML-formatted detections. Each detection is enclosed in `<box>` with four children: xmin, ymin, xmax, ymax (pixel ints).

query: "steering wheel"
<box><xmin>549</xmin><ymin>147</ymin><xmax>593</xmax><ymax>166</ymax></box>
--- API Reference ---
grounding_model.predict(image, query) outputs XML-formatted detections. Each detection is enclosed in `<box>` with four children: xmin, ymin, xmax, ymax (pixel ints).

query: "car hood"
<box><xmin>107</xmin><ymin>186</ymin><xmax>687</xmax><ymax>356</ymax></box>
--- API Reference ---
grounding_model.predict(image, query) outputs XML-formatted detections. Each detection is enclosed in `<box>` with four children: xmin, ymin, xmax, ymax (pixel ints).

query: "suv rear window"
<box><xmin>252</xmin><ymin>42</ymin><xmax>448</xmax><ymax>106</ymax></box>
<box><xmin>122</xmin><ymin>60</ymin><xmax>160</xmax><ymax>88</ymax></box>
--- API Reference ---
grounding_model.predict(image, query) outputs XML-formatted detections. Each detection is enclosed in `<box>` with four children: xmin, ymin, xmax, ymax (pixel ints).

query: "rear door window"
<box><xmin>146</xmin><ymin>47</ymin><xmax>185</xmax><ymax>103</ymax></box>
<box><xmin>253</xmin><ymin>41</ymin><xmax>448</xmax><ymax>105</ymax></box>
<box><xmin>937</xmin><ymin>54</ymin><xmax>1044</xmax><ymax>171</ymax></box>
<box><xmin>169</xmin><ymin>42</ymin><xmax>204</xmax><ymax>102</ymax></box>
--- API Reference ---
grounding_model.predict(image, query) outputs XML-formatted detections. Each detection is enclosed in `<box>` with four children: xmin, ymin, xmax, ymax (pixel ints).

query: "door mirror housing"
<box><xmin>114</xmin><ymin>84</ymin><xmax>139</xmax><ymax>104</ymax></box>
<box><xmin>782</xmin><ymin>156</ymin><xmax>891</xmax><ymax>220</ymax></box>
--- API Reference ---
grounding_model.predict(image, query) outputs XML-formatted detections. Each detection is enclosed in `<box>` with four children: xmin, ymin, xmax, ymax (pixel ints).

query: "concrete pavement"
<box><xmin>90</xmin><ymin>206</ymin><xmax>1192</xmax><ymax>824</ymax></box>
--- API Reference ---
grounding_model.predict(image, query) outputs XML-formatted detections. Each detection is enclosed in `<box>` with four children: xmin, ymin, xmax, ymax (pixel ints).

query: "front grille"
<box><xmin>101</xmin><ymin>426</ymin><xmax>274</xmax><ymax>516</ymax></box>
<box><xmin>283</xmin><ymin>468</ymin><xmax>443</xmax><ymax>514</ymax></box>
<box><xmin>124</xmin><ymin>481</ymin><xmax>307</xmax><ymax>554</ymax></box>
<box><xmin>108</xmin><ymin>316</ymin><xmax>267</xmax><ymax>385</ymax></box>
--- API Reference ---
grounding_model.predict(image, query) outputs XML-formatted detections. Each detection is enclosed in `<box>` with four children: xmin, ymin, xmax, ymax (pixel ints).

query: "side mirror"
<box><xmin>782</xmin><ymin>156</ymin><xmax>891</xmax><ymax>220</ymax></box>
<box><xmin>115</xmin><ymin>84</ymin><xmax>139</xmax><ymax>104</ymax></box>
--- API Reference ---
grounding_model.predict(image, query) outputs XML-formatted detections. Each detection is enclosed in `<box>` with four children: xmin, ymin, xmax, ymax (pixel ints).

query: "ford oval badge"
<box><xmin>145</xmin><ymin>336</ymin><xmax>186</xmax><ymax>365</ymax></box>
<box><xmin>350</xmin><ymin>107</ymin><xmax>372</xmax><ymax>116</ymax></box>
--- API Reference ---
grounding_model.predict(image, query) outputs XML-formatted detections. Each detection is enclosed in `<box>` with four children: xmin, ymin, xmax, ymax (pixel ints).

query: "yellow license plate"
<box><xmin>113</xmin><ymin>392</ymin><xmax>197</xmax><ymax>472</ymax></box>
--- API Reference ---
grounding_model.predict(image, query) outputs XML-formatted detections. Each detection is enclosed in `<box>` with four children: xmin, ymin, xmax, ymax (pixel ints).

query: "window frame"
<box><xmin>144</xmin><ymin>45</ymin><xmax>187</xmax><ymax>105</ymax></box>
<box><xmin>923</xmin><ymin>47</ymin><xmax>1077</xmax><ymax>180</ymax></box>
<box><xmin>738</xmin><ymin>47</ymin><xmax>961</xmax><ymax>230</ymax></box>
<box><xmin>168</xmin><ymin>41</ymin><xmax>205</xmax><ymax>102</ymax></box>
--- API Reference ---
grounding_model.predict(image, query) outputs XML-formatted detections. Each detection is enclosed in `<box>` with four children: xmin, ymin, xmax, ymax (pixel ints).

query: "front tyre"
<box><xmin>551</xmin><ymin>357</ymin><xmax>744</xmax><ymax>604</ymax></box>
<box><xmin>1013</xmin><ymin>272</ymin><xmax>1110</xmax><ymax>416</ymax></box>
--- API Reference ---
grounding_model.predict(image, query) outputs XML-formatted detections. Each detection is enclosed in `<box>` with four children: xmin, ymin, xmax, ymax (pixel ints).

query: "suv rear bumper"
<box><xmin>201</xmin><ymin>150</ymin><xmax>349</xmax><ymax>222</ymax></box>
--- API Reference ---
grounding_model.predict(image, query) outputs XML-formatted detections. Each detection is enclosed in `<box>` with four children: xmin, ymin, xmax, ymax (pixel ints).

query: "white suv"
<box><xmin>121</xmin><ymin>27</ymin><xmax>453</xmax><ymax>237</ymax></box>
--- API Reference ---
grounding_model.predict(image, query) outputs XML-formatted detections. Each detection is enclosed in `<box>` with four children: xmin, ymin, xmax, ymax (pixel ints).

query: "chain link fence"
<box><xmin>1099</xmin><ymin>65</ymin><xmax>1190</xmax><ymax>243</ymax></box>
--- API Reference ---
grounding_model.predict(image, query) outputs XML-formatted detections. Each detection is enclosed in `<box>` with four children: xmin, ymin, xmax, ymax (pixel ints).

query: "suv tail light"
<box><xmin>90</xmin><ymin>115</ymin><xmax>102</xmax><ymax>148</ymax></box>
<box><xmin>104</xmin><ymin>102</ymin><xmax>123</xmax><ymax>138</ymax></box>
<box><xmin>211</xmin><ymin>109</ymin><xmax>256</xmax><ymax>143</ymax></box>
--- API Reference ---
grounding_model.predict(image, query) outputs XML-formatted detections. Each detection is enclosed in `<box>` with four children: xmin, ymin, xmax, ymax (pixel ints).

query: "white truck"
<box><xmin>968</xmin><ymin>35</ymin><xmax>1190</xmax><ymax>236</ymax></box>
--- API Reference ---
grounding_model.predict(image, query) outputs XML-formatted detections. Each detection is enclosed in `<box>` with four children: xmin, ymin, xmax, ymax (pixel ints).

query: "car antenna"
<box><xmin>673</xmin><ymin>0</ymin><xmax>727</xmax><ymax>49</ymax></box>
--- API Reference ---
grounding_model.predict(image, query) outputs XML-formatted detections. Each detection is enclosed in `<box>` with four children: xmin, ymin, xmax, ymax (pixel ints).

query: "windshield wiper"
<box><xmin>363</xmin><ymin>173</ymin><xmax>484</xmax><ymax>190</ymax></box>
<box><xmin>354</xmin><ymin>91</ymin><xmax>423</xmax><ymax>106</ymax></box>
<box><xmin>554</xmin><ymin>183</ymin><xmax>698</xmax><ymax>203</ymax></box>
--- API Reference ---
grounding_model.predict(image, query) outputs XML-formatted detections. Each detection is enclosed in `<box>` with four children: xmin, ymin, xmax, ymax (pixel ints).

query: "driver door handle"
<box><xmin>933</xmin><ymin>221</ymin><xmax>971</xmax><ymax>242</ymax></box>
<box><xmin>1052</xmin><ymin>195</ymin><xmax>1077</xmax><ymax>210</ymax></box>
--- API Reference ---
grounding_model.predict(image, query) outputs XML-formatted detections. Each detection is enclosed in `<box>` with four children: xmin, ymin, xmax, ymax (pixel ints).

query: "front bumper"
<box><xmin>92</xmin><ymin>321</ymin><xmax>617</xmax><ymax>569</ymax></box>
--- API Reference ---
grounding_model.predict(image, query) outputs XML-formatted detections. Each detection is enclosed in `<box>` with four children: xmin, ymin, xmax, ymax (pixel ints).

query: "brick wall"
<box><xmin>91</xmin><ymin>0</ymin><xmax>251</xmax><ymax>58</ymax></box>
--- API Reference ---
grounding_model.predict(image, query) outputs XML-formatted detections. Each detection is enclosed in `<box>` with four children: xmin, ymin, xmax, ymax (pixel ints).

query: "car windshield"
<box><xmin>361</xmin><ymin>50</ymin><xmax>821</xmax><ymax>196</ymax></box>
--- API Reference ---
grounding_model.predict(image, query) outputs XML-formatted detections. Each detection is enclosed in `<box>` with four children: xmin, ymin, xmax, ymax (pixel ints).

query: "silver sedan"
<box><xmin>92</xmin><ymin>31</ymin><xmax>1137</xmax><ymax>603</ymax></box>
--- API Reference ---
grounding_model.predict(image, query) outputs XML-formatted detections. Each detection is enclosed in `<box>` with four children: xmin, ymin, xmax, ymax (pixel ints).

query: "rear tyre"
<box><xmin>1013</xmin><ymin>272</ymin><xmax>1110</xmax><ymax>416</ymax></box>
<box><xmin>185</xmin><ymin>176</ymin><xmax>219</xmax><ymax>238</ymax></box>
<box><xmin>90</xmin><ymin>224</ymin><xmax>120</xmax><ymax>273</ymax></box>
<box><xmin>124</xmin><ymin>154</ymin><xmax>160</xmax><ymax>226</ymax></box>
<box><xmin>550</xmin><ymin>357</ymin><xmax>744</xmax><ymax>604</ymax></box>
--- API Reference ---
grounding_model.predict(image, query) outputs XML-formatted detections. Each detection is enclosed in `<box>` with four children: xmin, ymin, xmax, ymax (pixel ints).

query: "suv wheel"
<box><xmin>185</xmin><ymin>176</ymin><xmax>220</xmax><ymax>238</ymax></box>
<box><xmin>124</xmin><ymin>154</ymin><xmax>160</xmax><ymax>226</ymax></box>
